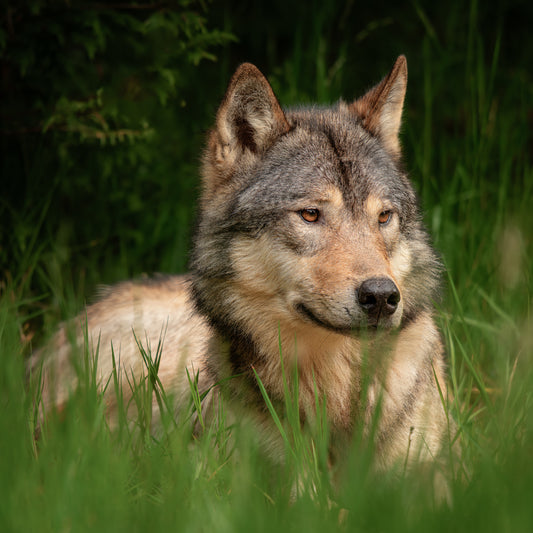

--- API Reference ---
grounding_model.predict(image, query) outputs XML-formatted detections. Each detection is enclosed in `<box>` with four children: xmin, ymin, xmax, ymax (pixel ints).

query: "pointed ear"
<box><xmin>211</xmin><ymin>63</ymin><xmax>290</xmax><ymax>162</ymax></box>
<box><xmin>349</xmin><ymin>55</ymin><xmax>407</xmax><ymax>157</ymax></box>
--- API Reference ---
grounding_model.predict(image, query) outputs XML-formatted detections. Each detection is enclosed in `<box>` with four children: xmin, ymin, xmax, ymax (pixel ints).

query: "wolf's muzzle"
<box><xmin>357</xmin><ymin>277</ymin><xmax>400</xmax><ymax>323</ymax></box>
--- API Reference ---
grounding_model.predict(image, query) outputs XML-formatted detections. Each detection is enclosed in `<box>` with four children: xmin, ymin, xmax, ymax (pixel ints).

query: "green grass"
<box><xmin>1</xmin><ymin>1</ymin><xmax>532</xmax><ymax>531</ymax></box>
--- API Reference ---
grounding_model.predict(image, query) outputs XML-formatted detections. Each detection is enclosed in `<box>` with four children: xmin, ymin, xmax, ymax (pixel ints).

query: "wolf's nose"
<box><xmin>357</xmin><ymin>278</ymin><xmax>400</xmax><ymax>320</ymax></box>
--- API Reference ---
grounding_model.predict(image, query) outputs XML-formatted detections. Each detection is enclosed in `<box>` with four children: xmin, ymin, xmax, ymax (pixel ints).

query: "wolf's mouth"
<box><xmin>295</xmin><ymin>303</ymin><xmax>353</xmax><ymax>335</ymax></box>
<box><xmin>295</xmin><ymin>302</ymin><xmax>396</xmax><ymax>334</ymax></box>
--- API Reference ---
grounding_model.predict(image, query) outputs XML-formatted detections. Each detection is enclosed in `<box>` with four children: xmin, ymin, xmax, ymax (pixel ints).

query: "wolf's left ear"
<box><xmin>349</xmin><ymin>55</ymin><xmax>407</xmax><ymax>157</ymax></box>
<box><xmin>213</xmin><ymin>63</ymin><xmax>290</xmax><ymax>158</ymax></box>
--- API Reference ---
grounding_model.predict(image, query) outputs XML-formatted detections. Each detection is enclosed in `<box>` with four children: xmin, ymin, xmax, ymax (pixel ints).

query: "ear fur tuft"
<box><xmin>215</xmin><ymin>63</ymin><xmax>290</xmax><ymax>156</ymax></box>
<box><xmin>350</xmin><ymin>55</ymin><xmax>408</xmax><ymax>157</ymax></box>
<box><xmin>202</xmin><ymin>63</ymin><xmax>290</xmax><ymax>199</ymax></box>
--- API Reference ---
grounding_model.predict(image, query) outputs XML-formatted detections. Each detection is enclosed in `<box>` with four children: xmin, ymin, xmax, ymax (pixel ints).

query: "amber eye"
<box><xmin>300</xmin><ymin>208</ymin><xmax>320</xmax><ymax>223</ymax></box>
<box><xmin>378</xmin><ymin>210</ymin><xmax>392</xmax><ymax>225</ymax></box>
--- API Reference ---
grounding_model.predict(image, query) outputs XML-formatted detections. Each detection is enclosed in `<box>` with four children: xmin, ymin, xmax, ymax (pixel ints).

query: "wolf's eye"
<box><xmin>300</xmin><ymin>208</ymin><xmax>320</xmax><ymax>223</ymax></box>
<box><xmin>378</xmin><ymin>210</ymin><xmax>392</xmax><ymax>225</ymax></box>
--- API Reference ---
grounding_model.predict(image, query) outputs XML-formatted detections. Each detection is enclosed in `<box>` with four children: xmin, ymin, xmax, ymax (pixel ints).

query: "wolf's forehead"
<box><xmin>269</xmin><ymin>109</ymin><xmax>397</xmax><ymax>200</ymax></box>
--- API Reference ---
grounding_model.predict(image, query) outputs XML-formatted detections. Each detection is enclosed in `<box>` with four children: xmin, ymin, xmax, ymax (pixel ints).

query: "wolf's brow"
<box><xmin>285</xmin><ymin>193</ymin><xmax>335</xmax><ymax>204</ymax></box>
<box><xmin>323</xmin><ymin>129</ymin><xmax>351</xmax><ymax>191</ymax></box>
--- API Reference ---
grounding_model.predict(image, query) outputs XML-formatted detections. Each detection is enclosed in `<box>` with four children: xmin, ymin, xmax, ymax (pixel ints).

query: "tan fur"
<box><xmin>33</xmin><ymin>276</ymin><xmax>212</xmax><ymax>426</ymax></box>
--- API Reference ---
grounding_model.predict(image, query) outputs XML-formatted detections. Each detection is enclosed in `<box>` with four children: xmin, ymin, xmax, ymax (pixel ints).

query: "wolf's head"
<box><xmin>191</xmin><ymin>58</ymin><xmax>441</xmax><ymax>353</ymax></box>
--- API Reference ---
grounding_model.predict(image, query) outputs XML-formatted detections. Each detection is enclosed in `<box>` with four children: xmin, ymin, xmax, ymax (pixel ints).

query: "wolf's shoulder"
<box><xmin>92</xmin><ymin>273</ymin><xmax>192</xmax><ymax>304</ymax></box>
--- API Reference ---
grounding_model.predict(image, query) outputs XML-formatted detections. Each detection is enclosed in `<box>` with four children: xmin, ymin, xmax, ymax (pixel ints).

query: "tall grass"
<box><xmin>1</xmin><ymin>1</ymin><xmax>532</xmax><ymax>531</ymax></box>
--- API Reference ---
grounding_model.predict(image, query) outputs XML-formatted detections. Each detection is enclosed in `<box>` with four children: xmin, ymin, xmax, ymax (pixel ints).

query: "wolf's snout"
<box><xmin>357</xmin><ymin>278</ymin><xmax>400</xmax><ymax>320</ymax></box>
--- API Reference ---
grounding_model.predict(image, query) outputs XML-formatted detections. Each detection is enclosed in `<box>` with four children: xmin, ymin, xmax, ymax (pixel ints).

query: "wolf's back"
<box><xmin>32</xmin><ymin>275</ymin><xmax>212</xmax><ymax>421</ymax></box>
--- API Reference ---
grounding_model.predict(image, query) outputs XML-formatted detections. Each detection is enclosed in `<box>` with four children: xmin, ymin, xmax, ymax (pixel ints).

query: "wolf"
<box><xmin>33</xmin><ymin>56</ymin><xmax>449</xmax><ymax>475</ymax></box>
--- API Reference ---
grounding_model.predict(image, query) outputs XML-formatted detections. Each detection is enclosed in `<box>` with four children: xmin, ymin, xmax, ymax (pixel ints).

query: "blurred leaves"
<box><xmin>0</xmin><ymin>0</ymin><xmax>234</xmax><ymax>288</ymax></box>
<box><xmin>1</xmin><ymin>0</ymin><xmax>233</xmax><ymax>141</ymax></box>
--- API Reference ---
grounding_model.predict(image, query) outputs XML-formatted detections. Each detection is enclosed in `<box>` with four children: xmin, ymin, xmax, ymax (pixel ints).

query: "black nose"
<box><xmin>357</xmin><ymin>278</ymin><xmax>400</xmax><ymax>321</ymax></box>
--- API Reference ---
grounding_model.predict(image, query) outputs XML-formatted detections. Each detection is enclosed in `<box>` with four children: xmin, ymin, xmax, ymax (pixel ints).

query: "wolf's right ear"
<box><xmin>205</xmin><ymin>63</ymin><xmax>290</xmax><ymax>186</ymax></box>
<box><xmin>349</xmin><ymin>56</ymin><xmax>407</xmax><ymax>158</ymax></box>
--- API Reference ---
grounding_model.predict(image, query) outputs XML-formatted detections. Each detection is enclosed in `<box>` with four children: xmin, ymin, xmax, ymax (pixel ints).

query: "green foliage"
<box><xmin>1</xmin><ymin>0</ymin><xmax>234</xmax><ymax>307</ymax></box>
<box><xmin>1</xmin><ymin>0</ymin><xmax>532</xmax><ymax>531</ymax></box>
